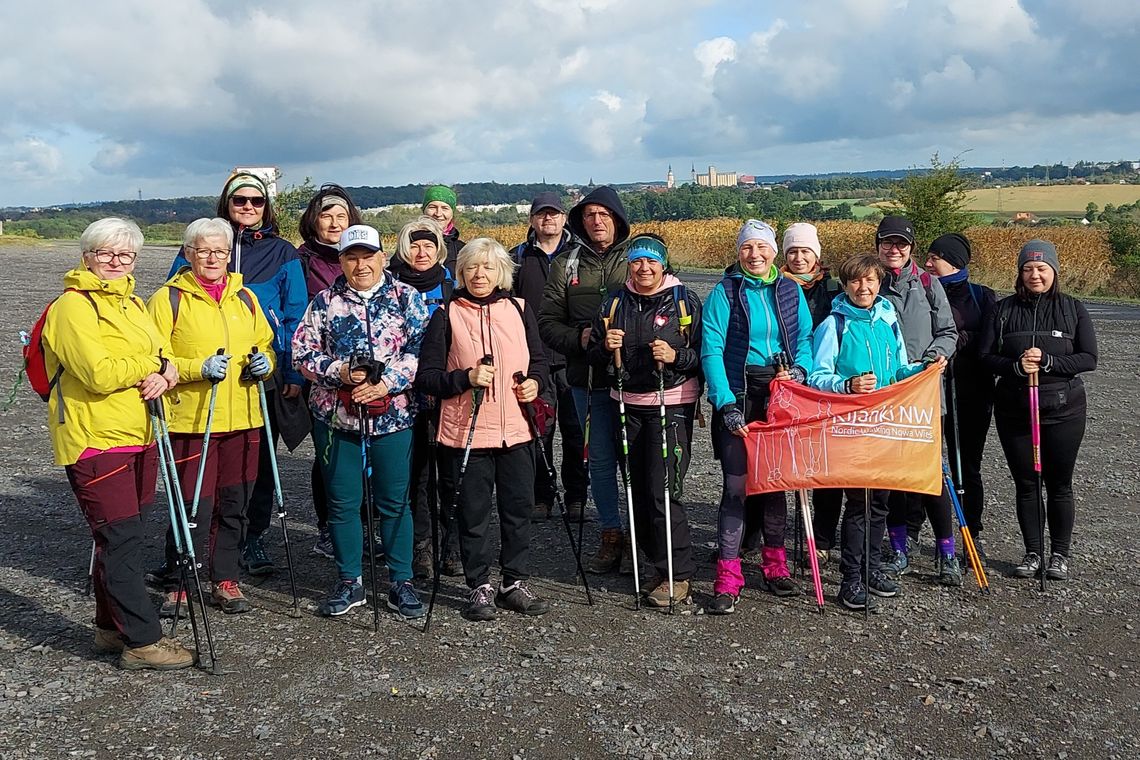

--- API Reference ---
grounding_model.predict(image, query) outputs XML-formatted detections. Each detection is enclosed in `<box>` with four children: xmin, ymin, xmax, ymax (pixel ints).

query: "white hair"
<box><xmin>183</xmin><ymin>217</ymin><xmax>235</xmax><ymax>250</ymax></box>
<box><xmin>79</xmin><ymin>217</ymin><xmax>144</xmax><ymax>254</ymax></box>
<box><xmin>456</xmin><ymin>238</ymin><xmax>515</xmax><ymax>291</ymax></box>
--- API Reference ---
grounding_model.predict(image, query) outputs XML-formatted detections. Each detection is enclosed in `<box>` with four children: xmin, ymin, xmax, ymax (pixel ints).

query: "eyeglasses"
<box><xmin>878</xmin><ymin>239</ymin><xmax>912</xmax><ymax>250</ymax></box>
<box><xmin>190</xmin><ymin>247</ymin><xmax>231</xmax><ymax>260</ymax></box>
<box><xmin>230</xmin><ymin>195</ymin><xmax>266</xmax><ymax>208</ymax></box>
<box><xmin>533</xmin><ymin>210</ymin><xmax>564</xmax><ymax>218</ymax></box>
<box><xmin>86</xmin><ymin>249</ymin><xmax>138</xmax><ymax>264</ymax></box>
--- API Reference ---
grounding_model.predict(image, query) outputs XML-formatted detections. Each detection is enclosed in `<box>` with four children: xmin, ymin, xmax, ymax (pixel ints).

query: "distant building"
<box><xmin>232</xmin><ymin>166</ymin><xmax>281</xmax><ymax>198</ymax></box>
<box><xmin>694</xmin><ymin>164</ymin><xmax>738</xmax><ymax>188</ymax></box>
<box><xmin>738</xmin><ymin>175</ymin><xmax>756</xmax><ymax>185</ymax></box>
<box><xmin>666</xmin><ymin>165</ymin><xmax>675</xmax><ymax>189</ymax></box>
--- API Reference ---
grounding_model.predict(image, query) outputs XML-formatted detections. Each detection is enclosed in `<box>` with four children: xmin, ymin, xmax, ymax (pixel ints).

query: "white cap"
<box><xmin>338</xmin><ymin>225</ymin><xmax>382</xmax><ymax>254</ymax></box>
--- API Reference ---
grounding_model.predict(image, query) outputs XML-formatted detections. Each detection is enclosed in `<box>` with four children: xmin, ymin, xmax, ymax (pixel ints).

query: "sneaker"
<box><xmin>706</xmin><ymin>592</ymin><xmax>738</xmax><ymax>615</ymax></box>
<box><xmin>158</xmin><ymin>589</ymin><xmax>188</xmax><ymax>619</ymax></box>
<box><xmin>211</xmin><ymin>580</ymin><xmax>252</xmax><ymax>614</ymax></box>
<box><xmin>838</xmin><ymin>581</ymin><xmax>878</xmax><ymax>611</ymax></box>
<box><xmin>645</xmin><ymin>578</ymin><xmax>691</xmax><ymax>608</ymax></box>
<box><xmin>412</xmin><ymin>540</ymin><xmax>434</xmax><ymax>580</ymax></box>
<box><xmin>1013</xmin><ymin>552</ymin><xmax>1042</xmax><ymax>579</ymax></box>
<box><xmin>936</xmin><ymin>555</ymin><xmax>963</xmax><ymax>587</ymax></box>
<box><xmin>495</xmin><ymin>581</ymin><xmax>551</xmax><ymax>616</ymax></box>
<box><xmin>312</xmin><ymin>526</ymin><xmax>334</xmax><ymax>559</ymax></box>
<box><xmin>94</xmin><ymin>627</ymin><xmax>124</xmax><ymax>654</ymax></box>
<box><xmin>241</xmin><ymin>535</ymin><xmax>275</xmax><ymax>577</ymax></box>
<box><xmin>439</xmin><ymin>546</ymin><xmax>463</xmax><ymax>577</ymax></box>
<box><xmin>462</xmin><ymin>583</ymin><xmax>497</xmax><ymax>621</ymax></box>
<box><xmin>144</xmin><ymin>561</ymin><xmax>175</xmax><ymax>589</ymax></box>
<box><xmin>867</xmin><ymin>570</ymin><xmax>900</xmax><ymax>598</ymax></box>
<box><xmin>563</xmin><ymin>500</ymin><xmax>586</xmax><ymax>522</ymax></box>
<box><xmin>387</xmin><ymin>581</ymin><xmax>426</xmax><ymax>619</ymax></box>
<box><xmin>880</xmin><ymin>548</ymin><xmax>911</xmax><ymax>577</ymax></box>
<box><xmin>362</xmin><ymin>531</ymin><xmax>386</xmax><ymax>561</ymax></box>
<box><xmin>586</xmin><ymin>528</ymin><xmax>623</xmax><ymax>574</ymax></box>
<box><xmin>319</xmin><ymin>579</ymin><xmax>366</xmax><ymax>617</ymax></box>
<box><xmin>119</xmin><ymin>637</ymin><xmax>196</xmax><ymax>671</ymax></box>
<box><xmin>531</xmin><ymin>501</ymin><xmax>552</xmax><ymax>521</ymax></box>
<box><xmin>1045</xmin><ymin>554</ymin><xmax>1069</xmax><ymax>581</ymax></box>
<box><xmin>766</xmin><ymin>575</ymin><xmax>800</xmax><ymax>598</ymax></box>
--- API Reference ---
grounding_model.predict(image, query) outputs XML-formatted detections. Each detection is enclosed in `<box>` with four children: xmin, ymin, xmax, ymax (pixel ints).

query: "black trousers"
<box><xmin>810</xmin><ymin>488</ymin><xmax>844</xmax><ymax>551</ymax></box>
<box><xmin>947</xmin><ymin>391</ymin><xmax>993</xmax><ymax>534</ymax></box>
<box><xmin>442</xmin><ymin>441</ymin><xmax>535</xmax><ymax>589</ymax></box>
<box><xmin>535</xmin><ymin>368</ymin><xmax>589</xmax><ymax>506</ymax></box>
<box><xmin>891</xmin><ymin>486</ymin><xmax>955</xmax><ymax>543</ymax></box>
<box><xmin>839</xmin><ymin>488</ymin><xmax>889</xmax><ymax>585</ymax></box>
<box><xmin>624</xmin><ymin>403</ymin><xmax>696</xmax><ymax>581</ymax></box>
<box><xmin>996</xmin><ymin>413</ymin><xmax>1085</xmax><ymax>557</ymax></box>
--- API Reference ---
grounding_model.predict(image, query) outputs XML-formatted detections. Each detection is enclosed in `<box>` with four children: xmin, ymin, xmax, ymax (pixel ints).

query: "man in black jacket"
<box><xmin>512</xmin><ymin>192</ymin><xmax>589</xmax><ymax>520</ymax></box>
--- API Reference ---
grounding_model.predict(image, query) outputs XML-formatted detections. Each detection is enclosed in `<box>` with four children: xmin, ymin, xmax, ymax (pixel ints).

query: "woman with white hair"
<box><xmin>40</xmin><ymin>217</ymin><xmax>194</xmax><ymax>670</ymax></box>
<box><xmin>415</xmin><ymin>238</ymin><xmax>551</xmax><ymax>622</ymax></box>
<box><xmin>148</xmin><ymin>218</ymin><xmax>277</xmax><ymax>616</ymax></box>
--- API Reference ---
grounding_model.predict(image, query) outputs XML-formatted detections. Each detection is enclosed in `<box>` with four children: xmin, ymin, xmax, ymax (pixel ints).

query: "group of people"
<box><xmin>39</xmin><ymin>173</ymin><xmax>1098</xmax><ymax>672</ymax></box>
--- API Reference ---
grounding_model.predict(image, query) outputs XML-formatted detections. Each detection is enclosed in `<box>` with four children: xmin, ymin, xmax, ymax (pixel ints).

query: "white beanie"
<box><xmin>736</xmin><ymin>219</ymin><xmax>778</xmax><ymax>253</ymax></box>
<box><xmin>782</xmin><ymin>222</ymin><xmax>821</xmax><ymax>259</ymax></box>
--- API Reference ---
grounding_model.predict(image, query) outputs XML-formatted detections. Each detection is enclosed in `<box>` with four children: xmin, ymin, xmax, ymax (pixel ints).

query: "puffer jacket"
<box><xmin>808</xmin><ymin>293</ymin><xmax>923</xmax><ymax>393</ymax></box>
<box><xmin>169</xmin><ymin>223</ymin><xmax>306</xmax><ymax>386</ymax></box>
<box><xmin>415</xmin><ymin>289</ymin><xmax>549</xmax><ymax>450</ymax></box>
<box><xmin>147</xmin><ymin>267</ymin><xmax>276</xmax><ymax>435</ymax></box>
<box><xmin>880</xmin><ymin>260</ymin><xmax>958</xmax><ymax>362</ymax></box>
<box><xmin>42</xmin><ymin>267</ymin><xmax>168</xmax><ymax>465</ymax></box>
<box><xmin>292</xmin><ymin>272</ymin><xmax>428</xmax><ymax>436</ymax></box>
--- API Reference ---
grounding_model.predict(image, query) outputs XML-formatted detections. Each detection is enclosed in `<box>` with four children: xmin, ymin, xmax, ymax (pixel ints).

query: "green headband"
<box><xmin>422</xmin><ymin>184</ymin><xmax>457</xmax><ymax>210</ymax></box>
<box><xmin>226</xmin><ymin>174</ymin><xmax>269</xmax><ymax>200</ymax></box>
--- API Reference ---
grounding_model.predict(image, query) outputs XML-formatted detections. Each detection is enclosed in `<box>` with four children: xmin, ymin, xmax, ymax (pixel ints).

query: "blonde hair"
<box><xmin>456</xmin><ymin>238</ymin><xmax>515</xmax><ymax>291</ymax></box>
<box><xmin>395</xmin><ymin>216</ymin><xmax>447</xmax><ymax>268</ymax></box>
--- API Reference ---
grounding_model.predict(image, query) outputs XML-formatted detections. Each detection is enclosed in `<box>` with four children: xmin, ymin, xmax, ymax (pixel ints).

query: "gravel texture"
<box><xmin>0</xmin><ymin>242</ymin><xmax>1137</xmax><ymax>759</ymax></box>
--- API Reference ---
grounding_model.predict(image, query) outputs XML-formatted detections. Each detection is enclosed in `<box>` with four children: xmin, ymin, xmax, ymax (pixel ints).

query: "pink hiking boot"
<box><xmin>708</xmin><ymin>557</ymin><xmax>744</xmax><ymax>615</ymax></box>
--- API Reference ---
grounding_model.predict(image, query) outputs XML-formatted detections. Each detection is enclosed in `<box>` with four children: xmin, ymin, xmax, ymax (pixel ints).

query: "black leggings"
<box><xmin>947</xmin><ymin>391</ymin><xmax>993</xmax><ymax>534</ymax></box>
<box><xmin>891</xmin><ymin>487</ymin><xmax>955</xmax><ymax>542</ymax></box>
<box><xmin>996</xmin><ymin>413</ymin><xmax>1085</xmax><ymax>557</ymax></box>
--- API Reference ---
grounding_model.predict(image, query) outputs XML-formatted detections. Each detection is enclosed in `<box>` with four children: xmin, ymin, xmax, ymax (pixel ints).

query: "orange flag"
<box><xmin>743</xmin><ymin>366</ymin><xmax>944</xmax><ymax>496</ymax></box>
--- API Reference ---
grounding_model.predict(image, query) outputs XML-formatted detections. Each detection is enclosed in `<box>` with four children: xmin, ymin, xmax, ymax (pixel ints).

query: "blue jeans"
<box><xmin>571</xmin><ymin>386</ymin><xmax>622</xmax><ymax>531</ymax></box>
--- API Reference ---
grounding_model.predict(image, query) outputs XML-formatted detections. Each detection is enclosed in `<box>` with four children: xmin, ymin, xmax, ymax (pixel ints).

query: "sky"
<box><xmin>2</xmin><ymin>0</ymin><xmax>1140</xmax><ymax>207</ymax></box>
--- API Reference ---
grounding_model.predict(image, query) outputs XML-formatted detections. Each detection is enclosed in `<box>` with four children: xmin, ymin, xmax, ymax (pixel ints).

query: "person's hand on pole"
<box><xmin>604</xmin><ymin>328</ymin><xmax>625</xmax><ymax>352</ymax></box>
<box><xmin>468</xmin><ymin>363</ymin><xmax>496</xmax><ymax>389</ymax></box>
<box><xmin>202</xmin><ymin>353</ymin><xmax>232</xmax><ymax>381</ymax></box>
<box><xmin>848</xmin><ymin>372</ymin><xmax>877</xmax><ymax>394</ymax></box>
<box><xmin>1020</xmin><ymin>347</ymin><xmax>1042</xmax><ymax>375</ymax></box>
<box><xmin>514</xmin><ymin>375</ymin><xmax>539</xmax><ymax>403</ymax></box>
<box><xmin>247</xmin><ymin>351</ymin><xmax>272</xmax><ymax>380</ymax></box>
<box><xmin>137</xmin><ymin>372</ymin><xmax>169</xmax><ymax>400</ymax></box>
<box><xmin>340</xmin><ymin>362</ymin><xmax>368</xmax><ymax>386</ymax></box>
<box><xmin>650</xmin><ymin>339</ymin><xmax>676</xmax><ymax>366</ymax></box>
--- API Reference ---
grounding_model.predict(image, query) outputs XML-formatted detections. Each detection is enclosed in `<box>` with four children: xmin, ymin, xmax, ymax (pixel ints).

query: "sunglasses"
<box><xmin>230</xmin><ymin>195</ymin><xmax>266</xmax><ymax>208</ymax></box>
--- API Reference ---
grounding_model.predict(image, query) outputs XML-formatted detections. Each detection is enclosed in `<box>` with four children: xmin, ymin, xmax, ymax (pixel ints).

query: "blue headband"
<box><xmin>627</xmin><ymin>237</ymin><xmax>667</xmax><ymax>266</ymax></box>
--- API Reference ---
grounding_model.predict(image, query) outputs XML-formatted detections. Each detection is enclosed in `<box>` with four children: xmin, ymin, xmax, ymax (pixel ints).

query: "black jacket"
<box><xmin>443</xmin><ymin>227</ymin><xmax>464</xmax><ymax>274</ymax></box>
<box><xmin>797</xmin><ymin>270</ymin><xmax>842</xmax><ymax>329</ymax></box>
<box><xmin>942</xmin><ymin>277</ymin><xmax>997</xmax><ymax>402</ymax></box>
<box><xmin>585</xmin><ymin>281</ymin><xmax>702</xmax><ymax>395</ymax></box>
<box><xmin>511</xmin><ymin>228</ymin><xmax>589</xmax><ymax>369</ymax></box>
<box><xmin>977</xmin><ymin>291</ymin><xmax>1097</xmax><ymax>423</ymax></box>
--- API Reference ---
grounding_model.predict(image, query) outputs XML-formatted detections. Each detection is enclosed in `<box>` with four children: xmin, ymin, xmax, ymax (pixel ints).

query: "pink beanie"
<box><xmin>783</xmin><ymin>223</ymin><xmax>821</xmax><ymax>259</ymax></box>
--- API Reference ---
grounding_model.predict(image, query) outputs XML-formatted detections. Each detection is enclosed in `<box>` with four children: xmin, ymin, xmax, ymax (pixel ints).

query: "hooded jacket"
<box><xmin>292</xmin><ymin>272</ymin><xmax>428</xmax><ymax>436</ymax></box>
<box><xmin>147</xmin><ymin>267</ymin><xmax>276</xmax><ymax>435</ymax></box>
<box><xmin>169</xmin><ymin>224</ymin><xmax>306</xmax><ymax>387</ymax></box>
<box><xmin>42</xmin><ymin>267</ymin><xmax>168</xmax><ymax>465</ymax></box>
<box><xmin>808</xmin><ymin>294</ymin><xmax>922</xmax><ymax>393</ymax></box>
<box><xmin>512</xmin><ymin>227</ymin><xmax>590</xmax><ymax>368</ymax></box>
<box><xmin>880</xmin><ymin>260</ymin><xmax>959</xmax><ymax>362</ymax></box>
<box><xmin>298</xmin><ymin>239</ymin><xmax>343</xmax><ymax>300</ymax></box>
<box><xmin>538</xmin><ymin>186</ymin><xmax>631</xmax><ymax>387</ymax></box>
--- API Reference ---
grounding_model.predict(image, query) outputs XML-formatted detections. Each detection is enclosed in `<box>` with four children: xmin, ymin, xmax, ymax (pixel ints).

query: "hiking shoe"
<box><xmin>158</xmin><ymin>589</ymin><xmax>188</xmax><ymax>619</ymax></box>
<box><xmin>619</xmin><ymin>532</ymin><xmax>635</xmax><ymax>575</ymax></box>
<box><xmin>867</xmin><ymin>570</ymin><xmax>900</xmax><ymax>598</ymax></box>
<box><xmin>319</xmin><ymin>579</ymin><xmax>366</xmax><ymax>617</ymax></box>
<box><xmin>1013</xmin><ymin>552</ymin><xmax>1042</xmax><ymax>579</ymax></box>
<box><xmin>144</xmin><ymin>561</ymin><xmax>175</xmax><ymax>589</ymax></box>
<box><xmin>531</xmin><ymin>501</ymin><xmax>552</xmax><ymax>521</ymax></box>
<box><xmin>838</xmin><ymin>581</ymin><xmax>878</xmax><ymax>611</ymax></box>
<box><xmin>412</xmin><ymin>540</ymin><xmax>434</xmax><ymax>580</ymax></box>
<box><xmin>880</xmin><ymin>548</ymin><xmax>911</xmax><ymax>576</ymax></box>
<box><xmin>766</xmin><ymin>575</ymin><xmax>800</xmax><ymax>598</ymax></box>
<box><xmin>387</xmin><ymin>581</ymin><xmax>426</xmax><ymax>619</ymax></box>
<box><xmin>462</xmin><ymin>583</ymin><xmax>497</xmax><ymax>621</ymax></box>
<box><xmin>706</xmin><ymin>592</ymin><xmax>738</xmax><ymax>615</ymax></box>
<box><xmin>94</xmin><ymin>627</ymin><xmax>124</xmax><ymax>654</ymax></box>
<box><xmin>439</xmin><ymin>546</ymin><xmax>463</xmax><ymax>577</ymax></box>
<box><xmin>807</xmin><ymin>549</ymin><xmax>829</xmax><ymax>569</ymax></box>
<box><xmin>936</xmin><ymin>555</ymin><xmax>963</xmax><ymax>587</ymax></box>
<box><xmin>1046</xmin><ymin>554</ymin><xmax>1069</xmax><ymax>581</ymax></box>
<box><xmin>119</xmin><ymin>637</ymin><xmax>196</xmax><ymax>671</ymax></box>
<box><xmin>645</xmin><ymin>578</ymin><xmax>691</xmax><ymax>608</ymax></box>
<box><xmin>312</xmin><ymin>526</ymin><xmax>334</xmax><ymax>559</ymax></box>
<box><xmin>241</xmin><ymin>535</ymin><xmax>275</xmax><ymax>577</ymax></box>
<box><xmin>495</xmin><ymin>581</ymin><xmax>550</xmax><ymax>616</ymax></box>
<box><xmin>587</xmin><ymin>528</ymin><xmax>623</xmax><ymax>574</ymax></box>
<box><xmin>563</xmin><ymin>500</ymin><xmax>586</xmax><ymax>522</ymax></box>
<box><xmin>212</xmin><ymin>580</ymin><xmax>252</xmax><ymax>614</ymax></box>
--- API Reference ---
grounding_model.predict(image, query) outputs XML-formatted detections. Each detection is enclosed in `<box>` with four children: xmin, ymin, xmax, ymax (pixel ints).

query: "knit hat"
<box><xmin>876</xmin><ymin>216</ymin><xmax>916</xmax><ymax>246</ymax></box>
<box><xmin>422</xmin><ymin>185</ymin><xmax>457</xmax><ymax>211</ymax></box>
<box><xmin>338</xmin><ymin>225</ymin><xmax>382</xmax><ymax>254</ymax></box>
<box><xmin>928</xmin><ymin>233</ymin><xmax>971</xmax><ymax>270</ymax></box>
<box><xmin>736</xmin><ymin>219</ymin><xmax>778</xmax><ymax>253</ymax></box>
<box><xmin>782</xmin><ymin>223</ymin><xmax>821</xmax><ymax>258</ymax></box>
<box><xmin>1017</xmin><ymin>239</ymin><xmax>1059</xmax><ymax>274</ymax></box>
<box><xmin>225</xmin><ymin>173</ymin><xmax>269</xmax><ymax>200</ymax></box>
<box><xmin>626</xmin><ymin>235</ymin><xmax>668</xmax><ymax>267</ymax></box>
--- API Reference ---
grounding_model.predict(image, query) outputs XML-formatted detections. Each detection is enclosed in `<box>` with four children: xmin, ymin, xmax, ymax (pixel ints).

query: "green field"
<box><xmin>965</xmin><ymin>184</ymin><xmax>1140</xmax><ymax>215</ymax></box>
<box><xmin>794</xmin><ymin>198</ymin><xmax>881</xmax><ymax>219</ymax></box>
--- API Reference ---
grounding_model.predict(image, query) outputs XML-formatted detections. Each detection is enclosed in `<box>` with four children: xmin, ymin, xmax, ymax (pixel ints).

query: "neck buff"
<box><xmin>781</xmin><ymin>265</ymin><xmax>824</xmax><ymax>289</ymax></box>
<box><xmin>938</xmin><ymin>267</ymin><xmax>970</xmax><ymax>286</ymax></box>
<box><xmin>388</xmin><ymin>255</ymin><xmax>446</xmax><ymax>294</ymax></box>
<box><xmin>741</xmin><ymin>265</ymin><xmax>778</xmax><ymax>285</ymax></box>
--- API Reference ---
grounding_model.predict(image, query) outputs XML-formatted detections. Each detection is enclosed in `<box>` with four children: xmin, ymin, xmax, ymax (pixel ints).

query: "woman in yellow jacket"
<box><xmin>42</xmin><ymin>218</ymin><xmax>195</xmax><ymax>671</ymax></box>
<box><xmin>147</xmin><ymin>218</ymin><xmax>276</xmax><ymax>615</ymax></box>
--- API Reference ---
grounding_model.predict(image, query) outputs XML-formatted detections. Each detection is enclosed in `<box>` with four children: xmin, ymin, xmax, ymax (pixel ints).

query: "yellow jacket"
<box><xmin>147</xmin><ymin>267</ymin><xmax>276</xmax><ymax>435</ymax></box>
<box><xmin>43</xmin><ymin>267</ymin><xmax>167</xmax><ymax>466</ymax></box>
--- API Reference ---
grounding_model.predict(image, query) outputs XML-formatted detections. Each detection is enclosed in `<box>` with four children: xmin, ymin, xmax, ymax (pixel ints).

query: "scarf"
<box><xmin>781</xmin><ymin>265</ymin><xmax>824</xmax><ymax>289</ymax></box>
<box><xmin>938</xmin><ymin>267</ymin><xmax>970</xmax><ymax>286</ymax></box>
<box><xmin>387</xmin><ymin>255</ymin><xmax>447</xmax><ymax>294</ymax></box>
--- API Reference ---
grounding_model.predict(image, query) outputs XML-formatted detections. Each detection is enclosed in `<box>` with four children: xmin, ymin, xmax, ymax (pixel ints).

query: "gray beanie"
<box><xmin>1017</xmin><ymin>239</ymin><xmax>1059</xmax><ymax>274</ymax></box>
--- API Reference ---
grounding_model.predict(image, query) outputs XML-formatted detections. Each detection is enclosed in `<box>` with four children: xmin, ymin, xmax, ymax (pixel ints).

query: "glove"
<box><xmin>721</xmin><ymin>406</ymin><xmax>747</xmax><ymax>433</ymax></box>
<box><xmin>247</xmin><ymin>352</ymin><xmax>272</xmax><ymax>379</ymax></box>
<box><xmin>201</xmin><ymin>353</ymin><xmax>232</xmax><ymax>381</ymax></box>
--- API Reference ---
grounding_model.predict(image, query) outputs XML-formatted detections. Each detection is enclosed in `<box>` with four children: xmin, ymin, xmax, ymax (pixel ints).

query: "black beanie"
<box><xmin>928</xmin><ymin>233</ymin><xmax>971</xmax><ymax>270</ymax></box>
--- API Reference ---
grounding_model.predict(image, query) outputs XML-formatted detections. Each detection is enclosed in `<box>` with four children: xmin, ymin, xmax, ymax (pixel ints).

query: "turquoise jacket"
<box><xmin>808</xmin><ymin>293</ymin><xmax>922</xmax><ymax>393</ymax></box>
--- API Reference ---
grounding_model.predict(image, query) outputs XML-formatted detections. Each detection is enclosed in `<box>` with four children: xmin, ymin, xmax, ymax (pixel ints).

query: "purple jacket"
<box><xmin>298</xmin><ymin>240</ymin><xmax>343</xmax><ymax>300</ymax></box>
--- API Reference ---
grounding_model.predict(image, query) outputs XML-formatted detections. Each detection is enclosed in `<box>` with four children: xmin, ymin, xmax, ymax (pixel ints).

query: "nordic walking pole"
<box><xmin>863</xmin><ymin>487</ymin><xmax>871</xmax><ymax>621</ymax></box>
<box><xmin>943</xmin><ymin>462</ymin><xmax>989</xmax><ymax>593</ymax></box>
<box><xmin>249</xmin><ymin>347</ymin><xmax>300</xmax><ymax>618</ymax></box>
<box><xmin>515</xmin><ymin>373</ymin><xmax>593</xmax><ymax>606</ymax></box>
<box><xmin>84</xmin><ymin>540</ymin><xmax>95</xmax><ymax>596</ymax></box>
<box><xmin>606</xmin><ymin>318</ymin><xmax>640</xmax><ymax>608</ymax></box>
<box><xmin>777</xmin><ymin>352</ymin><xmax>804</xmax><ymax>580</ymax></box>
<box><xmin>1029</xmin><ymin>371</ymin><xmax>1046</xmax><ymax>593</ymax></box>
<box><xmin>655</xmin><ymin>359</ymin><xmax>675</xmax><ymax>614</ymax></box>
<box><xmin>426</xmin><ymin>354</ymin><xmax>492</xmax><ymax>632</ymax></box>
<box><xmin>190</xmin><ymin>348</ymin><xmax>225</xmax><ymax>523</ymax></box>
<box><xmin>149</xmin><ymin>398</ymin><xmax>221</xmax><ymax>675</ymax></box>
<box><xmin>797</xmin><ymin>489</ymin><xmax>826</xmax><ymax>614</ymax></box>
<box><xmin>357</xmin><ymin>405</ymin><xmax>381</xmax><ymax>633</ymax></box>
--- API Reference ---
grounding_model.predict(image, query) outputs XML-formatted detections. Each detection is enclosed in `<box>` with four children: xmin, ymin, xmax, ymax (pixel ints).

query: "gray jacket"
<box><xmin>881</xmin><ymin>261</ymin><xmax>959</xmax><ymax>363</ymax></box>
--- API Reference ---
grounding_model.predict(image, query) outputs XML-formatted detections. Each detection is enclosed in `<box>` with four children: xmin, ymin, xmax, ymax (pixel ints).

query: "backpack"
<box><xmin>168</xmin><ymin>286</ymin><xmax>255</xmax><ymax>327</ymax></box>
<box><xmin>603</xmin><ymin>284</ymin><xmax>694</xmax><ymax>346</ymax></box>
<box><xmin>23</xmin><ymin>290</ymin><xmax>97</xmax><ymax>424</ymax></box>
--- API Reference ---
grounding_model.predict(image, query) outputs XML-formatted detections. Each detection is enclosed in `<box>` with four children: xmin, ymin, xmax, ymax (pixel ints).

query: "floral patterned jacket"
<box><xmin>293</xmin><ymin>272</ymin><xmax>428</xmax><ymax>436</ymax></box>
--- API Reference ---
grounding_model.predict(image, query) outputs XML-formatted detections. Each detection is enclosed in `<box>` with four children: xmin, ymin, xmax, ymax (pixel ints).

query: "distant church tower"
<box><xmin>666</xmin><ymin>165</ymin><xmax>675</xmax><ymax>189</ymax></box>
<box><xmin>691</xmin><ymin>163</ymin><xmax>697</xmax><ymax>184</ymax></box>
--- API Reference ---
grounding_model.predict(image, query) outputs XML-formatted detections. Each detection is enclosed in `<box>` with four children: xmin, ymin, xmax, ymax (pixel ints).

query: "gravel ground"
<box><xmin>0</xmin><ymin>241</ymin><xmax>1137</xmax><ymax>759</ymax></box>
